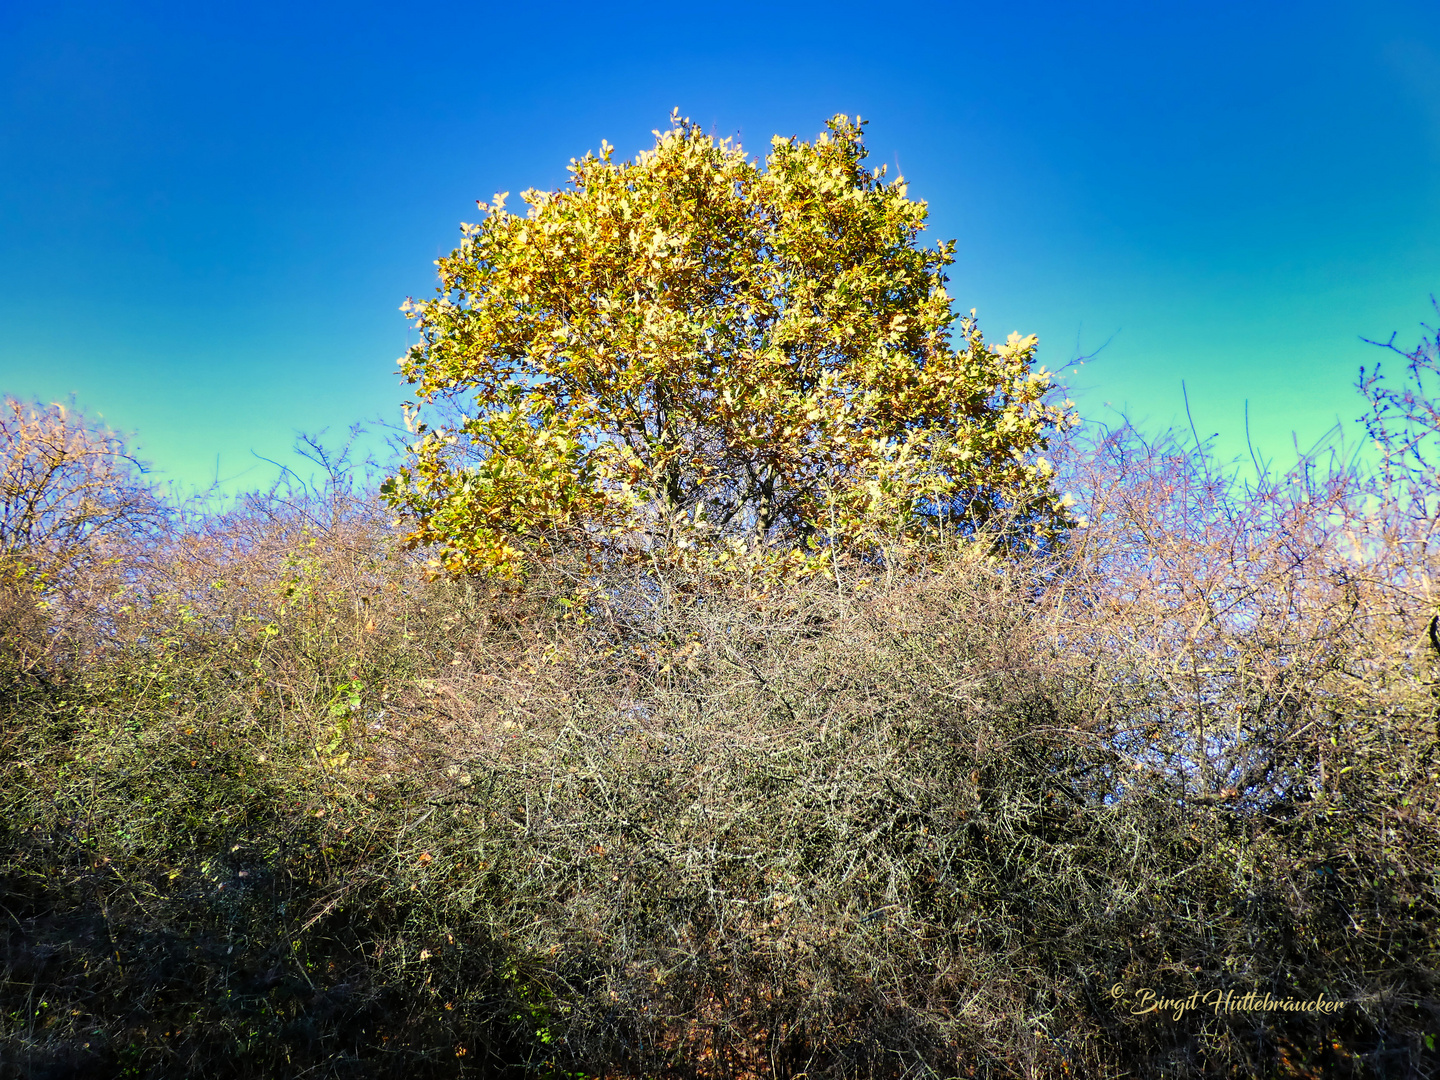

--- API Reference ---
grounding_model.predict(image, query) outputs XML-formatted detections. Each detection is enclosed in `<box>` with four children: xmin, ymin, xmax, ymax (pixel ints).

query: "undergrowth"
<box><xmin>1</xmin><ymin>363</ymin><xmax>1438</xmax><ymax>1079</ymax></box>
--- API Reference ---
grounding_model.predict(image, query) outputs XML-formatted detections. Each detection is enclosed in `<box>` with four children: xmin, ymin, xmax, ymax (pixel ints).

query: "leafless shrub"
<box><xmin>0</xmin><ymin>396</ymin><xmax>166</xmax><ymax>686</ymax></box>
<box><xmin>0</xmin><ymin>395</ymin><xmax>163</xmax><ymax>563</ymax></box>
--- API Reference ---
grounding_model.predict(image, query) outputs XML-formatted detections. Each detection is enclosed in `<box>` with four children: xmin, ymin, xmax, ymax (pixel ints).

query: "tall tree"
<box><xmin>383</xmin><ymin>113</ymin><xmax>1077</xmax><ymax>580</ymax></box>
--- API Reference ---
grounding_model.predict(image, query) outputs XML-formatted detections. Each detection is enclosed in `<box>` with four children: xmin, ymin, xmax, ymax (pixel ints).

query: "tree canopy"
<box><xmin>383</xmin><ymin>112</ymin><xmax>1077</xmax><ymax>580</ymax></box>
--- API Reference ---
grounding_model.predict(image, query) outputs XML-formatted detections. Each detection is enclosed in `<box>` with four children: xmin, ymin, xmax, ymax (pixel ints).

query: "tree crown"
<box><xmin>383</xmin><ymin>113</ymin><xmax>1077</xmax><ymax>581</ymax></box>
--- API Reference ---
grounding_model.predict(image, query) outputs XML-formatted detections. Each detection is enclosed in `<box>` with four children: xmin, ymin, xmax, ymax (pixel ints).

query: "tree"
<box><xmin>0</xmin><ymin>397</ymin><xmax>164</xmax><ymax>679</ymax></box>
<box><xmin>383</xmin><ymin>112</ymin><xmax>1077</xmax><ymax>581</ymax></box>
<box><xmin>0</xmin><ymin>396</ymin><xmax>162</xmax><ymax>573</ymax></box>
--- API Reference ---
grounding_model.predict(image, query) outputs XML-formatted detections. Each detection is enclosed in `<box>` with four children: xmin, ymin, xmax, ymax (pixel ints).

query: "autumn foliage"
<box><xmin>383</xmin><ymin>114</ymin><xmax>1076</xmax><ymax>581</ymax></box>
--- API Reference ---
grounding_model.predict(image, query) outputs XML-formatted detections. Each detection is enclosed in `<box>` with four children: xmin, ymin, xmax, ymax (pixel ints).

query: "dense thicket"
<box><xmin>2</xmin><ymin>324</ymin><xmax>1438</xmax><ymax>1080</ymax></box>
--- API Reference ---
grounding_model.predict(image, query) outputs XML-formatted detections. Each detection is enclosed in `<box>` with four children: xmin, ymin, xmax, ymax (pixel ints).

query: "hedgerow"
<box><xmin>2</xmin><ymin>336</ymin><xmax>1438</xmax><ymax>1080</ymax></box>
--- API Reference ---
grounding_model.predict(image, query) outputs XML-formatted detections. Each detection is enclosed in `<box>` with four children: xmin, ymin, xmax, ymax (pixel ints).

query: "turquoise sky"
<box><xmin>2</xmin><ymin>0</ymin><xmax>1437</xmax><ymax>494</ymax></box>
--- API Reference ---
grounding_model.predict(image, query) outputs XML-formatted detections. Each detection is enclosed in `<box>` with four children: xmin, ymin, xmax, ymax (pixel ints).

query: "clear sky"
<box><xmin>2</xmin><ymin>0</ymin><xmax>1438</xmax><ymax>494</ymax></box>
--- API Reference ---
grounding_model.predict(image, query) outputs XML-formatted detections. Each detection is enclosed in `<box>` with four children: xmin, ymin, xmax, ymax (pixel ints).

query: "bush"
<box><xmin>2</xmin><ymin>369</ymin><xmax>1438</xmax><ymax>1077</ymax></box>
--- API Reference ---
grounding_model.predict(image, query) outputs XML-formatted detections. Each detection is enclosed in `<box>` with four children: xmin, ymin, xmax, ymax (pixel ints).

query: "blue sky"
<box><xmin>2</xmin><ymin>0</ymin><xmax>1437</xmax><ymax>494</ymax></box>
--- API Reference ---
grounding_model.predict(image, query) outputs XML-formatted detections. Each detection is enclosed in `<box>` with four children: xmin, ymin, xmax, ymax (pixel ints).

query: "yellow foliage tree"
<box><xmin>383</xmin><ymin>112</ymin><xmax>1078</xmax><ymax>580</ymax></box>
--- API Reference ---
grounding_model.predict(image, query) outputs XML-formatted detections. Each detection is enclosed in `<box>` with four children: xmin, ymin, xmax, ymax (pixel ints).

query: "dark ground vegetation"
<box><xmin>2</xmin><ymin>329</ymin><xmax>1439</xmax><ymax>1079</ymax></box>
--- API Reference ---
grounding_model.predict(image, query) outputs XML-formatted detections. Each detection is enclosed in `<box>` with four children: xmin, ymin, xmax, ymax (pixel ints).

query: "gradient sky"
<box><xmin>2</xmin><ymin>0</ymin><xmax>1438</xmax><ymax>495</ymax></box>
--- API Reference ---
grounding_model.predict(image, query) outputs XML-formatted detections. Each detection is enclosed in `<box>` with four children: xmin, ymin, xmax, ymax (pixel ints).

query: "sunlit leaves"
<box><xmin>384</xmin><ymin>112</ymin><xmax>1078</xmax><ymax>580</ymax></box>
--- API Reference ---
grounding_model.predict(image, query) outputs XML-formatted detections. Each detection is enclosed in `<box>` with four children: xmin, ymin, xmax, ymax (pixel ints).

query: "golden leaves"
<box><xmin>383</xmin><ymin>114</ymin><xmax>1078</xmax><ymax>581</ymax></box>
